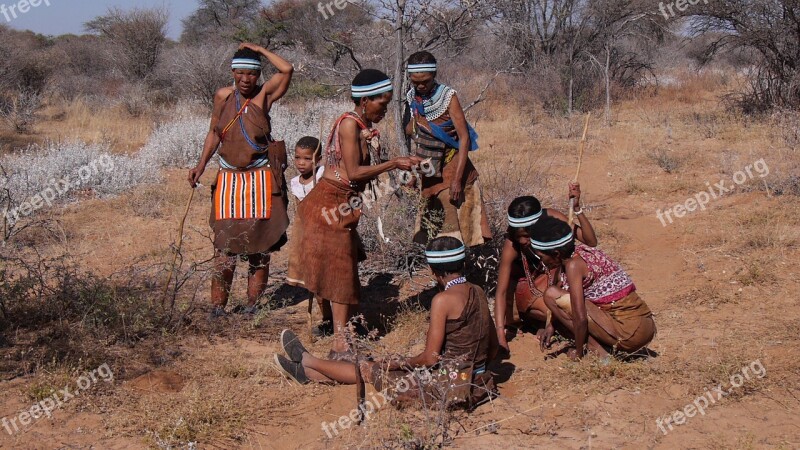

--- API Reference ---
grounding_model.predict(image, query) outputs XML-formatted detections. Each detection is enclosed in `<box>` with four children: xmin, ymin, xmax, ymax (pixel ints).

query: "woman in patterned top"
<box><xmin>531</xmin><ymin>217</ymin><xmax>655</xmax><ymax>359</ymax></box>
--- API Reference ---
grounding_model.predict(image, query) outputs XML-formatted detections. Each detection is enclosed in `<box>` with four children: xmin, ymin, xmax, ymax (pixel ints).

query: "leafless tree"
<box><xmin>584</xmin><ymin>0</ymin><xmax>661</xmax><ymax>124</ymax></box>
<box><xmin>359</xmin><ymin>0</ymin><xmax>492</xmax><ymax>154</ymax></box>
<box><xmin>158</xmin><ymin>43</ymin><xmax>232</xmax><ymax>107</ymax></box>
<box><xmin>181</xmin><ymin>0</ymin><xmax>264</xmax><ymax>45</ymax></box>
<box><xmin>689</xmin><ymin>0</ymin><xmax>800</xmax><ymax>112</ymax></box>
<box><xmin>491</xmin><ymin>0</ymin><xmax>582</xmax><ymax>63</ymax></box>
<box><xmin>490</xmin><ymin>0</ymin><xmax>660</xmax><ymax>117</ymax></box>
<box><xmin>85</xmin><ymin>7</ymin><xmax>169</xmax><ymax>81</ymax></box>
<box><xmin>0</xmin><ymin>88</ymin><xmax>42</xmax><ymax>132</ymax></box>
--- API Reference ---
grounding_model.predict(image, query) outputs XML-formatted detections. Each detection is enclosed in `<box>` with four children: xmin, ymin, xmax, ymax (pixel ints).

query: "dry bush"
<box><xmin>689</xmin><ymin>111</ymin><xmax>722</xmax><ymax>139</ymax></box>
<box><xmin>154</xmin><ymin>43</ymin><xmax>231</xmax><ymax>107</ymax></box>
<box><xmin>47</xmin><ymin>35</ymin><xmax>115</xmax><ymax>101</ymax></box>
<box><xmin>85</xmin><ymin>7</ymin><xmax>168</xmax><ymax>81</ymax></box>
<box><xmin>0</xmin><ymin>140</ymin><xmax>161</xmax><ymax>236</ymax></box>
<box><xmin>362</xmin><ymin>196</ymin><xmax>426</xmax><ymax>274</ymax></box>
<box><xmin>770</xmin><ymin>109</ymin><xmax>800</xmax><ymax>150</ymax></box>
<box><xmin>137</xmin><ymin>114</ymin><xmax>208</xmax><ymax>168</ymax></box>
<box><xmin>0</xmin><ymin>250</ymin><xmax>169</xmax><ymax>375</ymax></box>
<box><xmin>146</xmin><ymin>384</ymin><xmax>252</xmax><ymax>446</ymax></box>
<box><xmin>0</xmin><ymin>88</ymin><xmax>42</xmax><ymax>132</ymax></box>
<box><xmin>691</xmin><ymin>0</ymin><xmax>800</xmax><ymax>112</ymax></box>
<box><xmin>180</xmin><ymin>0</ymin><xmax>263</xmax><ymax>45</ymax></box>
<box><xmin>116</xmin><ymin>82</ymin><xmax>154</xmax><ymax>118</ymax></box>
<box><xmin>648</xmin><ymin>147</ymin><xmax>683</xmax><ymax>173</ymax></box>
<box><xmin>0</xmin><ymin>27</ymin><xmax>54</xmax><ymax>94</ymax></box>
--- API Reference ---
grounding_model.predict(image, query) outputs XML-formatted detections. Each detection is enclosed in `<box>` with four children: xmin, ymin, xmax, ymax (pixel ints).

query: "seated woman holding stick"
<box><xmin>530</xmin><ymin>216</ymin><xmax>656</xmax><ymax>359</ymax></box>
<box><xmin>274</xmin><ymin>236</ymin><xmax>498</xmax><ymax>408</ymax></box>
<box><xmin>494</xmin><ymin>184</ymin><xmax>597</xmax><ymax>354</ymax></box>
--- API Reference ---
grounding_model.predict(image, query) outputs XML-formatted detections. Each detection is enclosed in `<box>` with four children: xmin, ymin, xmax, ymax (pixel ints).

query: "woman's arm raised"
<box><xmin>238</xmin><ymin>42</ymin><xmax>294</xmax><ymax>110</ymax></box>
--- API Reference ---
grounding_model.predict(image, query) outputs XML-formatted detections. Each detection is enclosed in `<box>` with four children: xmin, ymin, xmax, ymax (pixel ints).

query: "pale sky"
<box><xmin>3</xmin><ymin>0</ymin><xmax>199</xmax><ymax>40</ymax></box>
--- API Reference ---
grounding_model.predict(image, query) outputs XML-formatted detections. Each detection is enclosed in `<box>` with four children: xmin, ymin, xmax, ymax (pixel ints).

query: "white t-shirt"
<box><xmin>290</xmin><ymin>167</ymin><xmax>324</xmax><ymax>201</ymax></box>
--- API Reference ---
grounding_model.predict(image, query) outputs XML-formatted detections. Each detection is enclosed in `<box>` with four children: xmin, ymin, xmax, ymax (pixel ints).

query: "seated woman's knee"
<box><xmin>543</xmin><ymin>286</ymin><xmax>562</xmax><ymax>302</ymax></box>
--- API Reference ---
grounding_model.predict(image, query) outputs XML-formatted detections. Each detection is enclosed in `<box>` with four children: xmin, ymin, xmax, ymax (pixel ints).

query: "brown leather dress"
<box><xmin>369</xmin><ymin>283</ymin><xmax>497</xmax><ymax>408</ymax></box>
<box><xmin>209</xmin><ymin>90</ymin><xmax>289</xmax><ymax>255</ymax></box>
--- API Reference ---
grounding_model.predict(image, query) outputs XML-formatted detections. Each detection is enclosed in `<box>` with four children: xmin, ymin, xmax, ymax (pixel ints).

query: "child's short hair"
<box><xmin>425</xmin><ymin>236</ymin><xmax>465</xmax><ymax>276</ymax></box>
<box><xmin>295</xmin><ymin>136</ymin><xmax>320</xmax><ymax>152</ymax></box>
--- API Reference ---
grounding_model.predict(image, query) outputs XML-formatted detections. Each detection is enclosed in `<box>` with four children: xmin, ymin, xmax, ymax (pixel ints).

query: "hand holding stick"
<box><xmin>568</xmin><ymin>113</ymin><xmax>591</xmax><ymax>227</ymax></box>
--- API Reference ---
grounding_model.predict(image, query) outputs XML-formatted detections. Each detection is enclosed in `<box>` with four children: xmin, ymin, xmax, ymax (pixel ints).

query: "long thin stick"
<box><xmin>312</xmin><ymin>116</ymin><xmax>325</xmax><ymax>189</ymax></box>
<box><xmin>307</xmin><ymin>117</ymin><xmax>326</xmax><ymax>336</ymax></box>
<box><xmin>307</xmin><ymin>295</ymin><xmax>316</xmax><ymax>342</ymax></box>
<box><xmin>162</xmin><ymin>186</ymin><xmax>195</xmax><ymax>307</ymax></box>
<box><xmin>568</xmin><ymin>113</ymin><xmax>591</xmax><ymax>227</ymax></box>
<box><xmin>355</xmin><ymin>354</ymin><xmax>366</xmax><ymax>425</ymax></box>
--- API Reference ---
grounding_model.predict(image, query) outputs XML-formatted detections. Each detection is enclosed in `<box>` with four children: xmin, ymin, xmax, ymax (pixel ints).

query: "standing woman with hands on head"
<box><xmin>187</xmin><ymin>42</ymin><xmax>294</xmax><ymax>319</ymax></box>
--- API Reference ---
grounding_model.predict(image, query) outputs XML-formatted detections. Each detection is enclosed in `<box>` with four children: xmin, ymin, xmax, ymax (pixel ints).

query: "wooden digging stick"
<box><xmin>355</xmin><ymin>354</ymin><xmax>366</xmax><ymax>425</ymax></box>
<box><xmin>162</xmin><ymin>186</ymin><xmax>196</xmax><ymax>307</ymax></box>
<box><xmin>312</xmin><ymin>116</ymin><xmax>325</xmax><ymax>189</ymax></box>
<box><xmin>568</xmin><ymin>113</ymin><xmax>591</xmax><ymax>227</ymax></box>
<box><xmin>308</xmin><ymin>117</ymin><xmax>326</xmax><ymax>340</ymax></box>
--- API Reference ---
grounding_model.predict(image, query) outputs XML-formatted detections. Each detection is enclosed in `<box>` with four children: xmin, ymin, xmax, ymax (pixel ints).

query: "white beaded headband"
<box><xmin>351</xmin><ymin>79</ymin><xmax>393</xmax><ymax>98</ymax></box>
<box><xmin>231</xmin><ymin>58</ymin><xmax>262</xmax><ymax>71</ymax></box>
<box><xmin>508</xmin><ymin>210</ymin><xmax>543</xmax><ymax>228</ymax></box>
<box><xmin>425</xmin><ymin>245</ymin><xmax>466</xmax><ymax>264</ymax></box>
<box><xmin>408</xmin><ymin>63</ymin><xmax>437</xmax><ymax>73</ymax></box>
<box><xmin>529</xmin><ymin>232</ymin><xmax>574</xmax><ymax>251</ymax></box>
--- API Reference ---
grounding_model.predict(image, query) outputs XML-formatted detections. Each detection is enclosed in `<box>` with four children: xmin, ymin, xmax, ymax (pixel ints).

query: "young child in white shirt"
<box><xmin>289</xmin><ymin>136</ymin><xmax>324</xmax><ymax>201</ymax></box>
<box><xmin>286</xmin><ymin>136</ymin><xmax>331</xmax><ymax>337</ymax></box>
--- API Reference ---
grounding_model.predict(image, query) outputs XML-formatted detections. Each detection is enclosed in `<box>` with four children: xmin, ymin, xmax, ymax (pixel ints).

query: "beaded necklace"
<box><xmin>408</xmin><ymin>83</ymin><xmax>456</xmax><ymax>122</ymax></box>
<box><xmin>521</xmin><ymin>250</ymin><xmax>557</xmax><ymax>297</ymax></box>
<box><xmin>444</xmin><ymin>276</ymin><xmax>467</xmax><ymax>291</ymax></box>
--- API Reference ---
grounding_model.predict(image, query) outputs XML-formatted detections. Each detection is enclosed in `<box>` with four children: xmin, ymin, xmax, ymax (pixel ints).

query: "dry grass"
<box><xmin>39</xmin><ymin>98</ymin><xmax>155</xmax><ymax>153</ymax></box>
<box><xmin>2</xmin><ymin>67</ymin><xmax>800</xmax><ymax>449</ymax></box>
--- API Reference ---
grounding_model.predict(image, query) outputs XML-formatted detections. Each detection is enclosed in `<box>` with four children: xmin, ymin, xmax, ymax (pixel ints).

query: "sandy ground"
<box><xmin>1</xmin><ymin>82</ymin><xmax>799</xmax><ymax>449</ymax></box>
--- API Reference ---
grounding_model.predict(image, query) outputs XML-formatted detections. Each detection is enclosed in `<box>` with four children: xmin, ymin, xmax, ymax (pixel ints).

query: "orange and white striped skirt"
<box><xmin>213</xmin><ymin>168</ymin><xmax>272</xmax><ymax>220</ymax></box>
